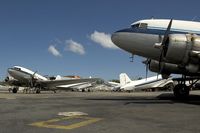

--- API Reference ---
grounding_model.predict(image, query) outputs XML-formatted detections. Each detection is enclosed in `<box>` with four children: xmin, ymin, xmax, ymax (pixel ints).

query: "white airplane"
<box><xmin>111</xmin><ymin>18</ymin><xmax>200</xmax><ymax>98</ymax></box>
<box><xmin>1</xmin><ymin>66</ymin><xmax>98</xmax><ymax>93</ymax></box>
<box><xmin>109</xmin><ymin>73</ymin><xmax>173</xmax><ymax>92</ymax></box>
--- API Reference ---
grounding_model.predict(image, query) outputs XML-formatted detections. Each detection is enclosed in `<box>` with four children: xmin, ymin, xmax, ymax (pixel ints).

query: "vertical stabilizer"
<box><xmin>119</xmin><ymin>73</ymin><xmax>132</xmax><ymax>86</ymax></box>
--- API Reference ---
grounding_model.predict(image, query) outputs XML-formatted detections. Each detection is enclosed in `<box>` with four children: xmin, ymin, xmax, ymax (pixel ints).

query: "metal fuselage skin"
<box><xmin>8</xmin><ymin>66</ymin><xmax>47</xmax><ymax>83</ymax></box>
<box><xmin>111</xmin><ymin>19</ymin><xmax>200</xmax><ymax>61</ymax></box>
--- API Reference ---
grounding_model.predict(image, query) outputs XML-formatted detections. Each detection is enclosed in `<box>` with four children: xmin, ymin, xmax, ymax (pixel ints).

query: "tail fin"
<box><xmin>55</xmin><ymin>75</ymin><xmax>62</xmax><ymax>80</ymax></box>
<box><xmin>119</xmin><ymin>73</ymin><xmax>132</xmax><ymax>86</ymax></box>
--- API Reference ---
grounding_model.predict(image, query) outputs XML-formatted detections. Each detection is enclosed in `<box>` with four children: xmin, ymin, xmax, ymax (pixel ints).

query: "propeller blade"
<box><xmin>146</xmin><ymin>63</ymin><xmax>148</xmax><ymax>80</ymax></box>
<box><xmin>162</xmin><ymin>19</ymin><xmax>173</xmax><ymax>45</ymax></box>
<box><xmin>143</xmin><ymin>59</ymin><xmax>151</xmax><ymax>80</ymax></box>
<box><xmin>158</xmin><ymin>19</ymin><xmax>173</xmax><ymax>72</ymax></box>
<box><xmin>30</xmin><ymin>71</ymin><xmax>37</xmax><ymax>88</ymax></box>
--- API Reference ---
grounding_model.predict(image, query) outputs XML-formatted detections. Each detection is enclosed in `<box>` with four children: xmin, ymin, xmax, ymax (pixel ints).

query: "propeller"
<box><xmin>5</xmin><ymin>73</ymin><xmax>11</xmax><ymax>82</ymax></box>
<box><xmin>142</xmin><ymin>59</ymin><xmax>151</xmax><ymax>79</ymax></box>
<box><xmin>158</xmin><ymin>19</ymin><xmax>173</xmax><ymax>72</ymax></box>
<box><xmin>5</xmin><ymin>76</ymin><xmax>9</xmax><ymax>82</ymax></box>
<box><xmin>30</xmin><ymin>71</ymin><xmax>37</xmax><ymax>88</ymax></box>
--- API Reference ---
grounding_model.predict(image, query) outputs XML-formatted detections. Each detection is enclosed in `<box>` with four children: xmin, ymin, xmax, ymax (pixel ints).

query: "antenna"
<box><xmin>129</xmin><ymin>54</ymin><xmax>134</xmax><ymax>62</ymax></box>
<box><xmin>192</xmin><ymin>16</ymin><xmax>198</xmax><ymax>21</ymax></box>
<box><xmin>151</xmin><ymin>16</ymin><xmax>154</xmax><ymax>19</ymax></box>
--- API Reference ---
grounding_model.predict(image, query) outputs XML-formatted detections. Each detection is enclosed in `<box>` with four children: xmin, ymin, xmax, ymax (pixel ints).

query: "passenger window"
<box><xmin>139</xmin><ymin>23</ymin><xmax>148</xmax><ymax>29</ymax></box>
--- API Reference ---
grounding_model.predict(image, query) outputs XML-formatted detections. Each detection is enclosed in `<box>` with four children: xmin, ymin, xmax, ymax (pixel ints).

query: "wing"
<box><xmin>0</xmin><ymin>81</ymin><xmax>8</xmax><ymax>86</ymax></box>
<box><xmin>0</xmin><ymin>80</ymin><xmax>25</xmax><ymax>87</ymax></box>
<box><xmin>37</xmin><ymin>78</ymin><xmax>99</xmax><ymax>89</ymax></box>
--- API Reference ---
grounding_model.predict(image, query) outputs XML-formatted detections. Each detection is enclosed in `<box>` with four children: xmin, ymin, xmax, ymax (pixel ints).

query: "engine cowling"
<box><xmin>149</xmin><ymin>59</ymin><xmax>200</xmax><ymax>76</ymax></box>
<box><xmin>5</xmin><ymin>76</ymin><xmax>9</xmax><ymax>82</ymax></box>
<box><xmin>165</xmin><ymin>34</ymin><xmax>189</xmax><ymax>64</ymax></box>
<box><xmin>149</xmin><ymin>60</ymin><xmax>182</xmax><ymax>75</ymax></box>
<box><xmin>165</xmin><ymin>34</ymin><xmax>200</xmax><ymax>65</ymax></box>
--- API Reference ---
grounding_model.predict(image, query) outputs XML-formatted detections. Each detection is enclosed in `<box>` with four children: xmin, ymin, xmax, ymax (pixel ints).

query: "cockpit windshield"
<box><xmin>131</xmin><ymin>23</ymin><xmax>148</xmax><ymax>29</ymax></box>
<box><xmin>131</xmin><ymin>23</ymin><xmax>140</xmax><ymax>29</ymax></box>
<box><xmin>13</xmin><ymin>67</ymin><xmax>21</xmax><ymax>71</ymax></box>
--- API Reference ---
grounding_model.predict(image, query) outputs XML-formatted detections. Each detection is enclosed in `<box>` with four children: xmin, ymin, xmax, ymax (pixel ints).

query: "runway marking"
<box><xmin>29</xmin><ymin>116</ymin><xmax>103</xmax><ymax>130</ymax></box>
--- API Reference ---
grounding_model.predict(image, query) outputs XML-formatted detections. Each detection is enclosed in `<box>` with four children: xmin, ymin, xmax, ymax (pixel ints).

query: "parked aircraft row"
<box><xmin>109</xmin><ymin>73</ymin><xmax>173</xmax><ymax>92</ymax></box>
<box><xmin>0</xmin><ymin>66</ymin><xmax>97</xmax><ymax>93</ymax></box>
<box><xmin>112</xmin><ymin>18</ymin><xmax>200</xmax><ymax>98</ymax></box>
<box><xmin>0</xmin><ymin>66</ymin><xmax>174</xmax><ymax>94</ymax></box>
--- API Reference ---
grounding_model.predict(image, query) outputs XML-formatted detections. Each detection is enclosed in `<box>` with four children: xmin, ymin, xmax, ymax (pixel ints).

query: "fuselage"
<box><xmin>121</xmin><ymin>75</ymin><xmax>163</xmax><ymax>91</ymax></box>
<box><xmin>111</xmin><ymin>19</ymin><xmax>200</xmax><ymax>60</ymax></box>
<box><xmin>8</xmin><ymin>66</ymin><xmax>47</xmax><ymax>82</ymax></box>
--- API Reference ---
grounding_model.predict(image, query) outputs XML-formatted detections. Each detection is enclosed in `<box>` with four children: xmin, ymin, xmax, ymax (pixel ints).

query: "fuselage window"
<box><xmin>139</xmin><ymin>23</ymin><xmax>148</xmax><ymax>29</ymax></box>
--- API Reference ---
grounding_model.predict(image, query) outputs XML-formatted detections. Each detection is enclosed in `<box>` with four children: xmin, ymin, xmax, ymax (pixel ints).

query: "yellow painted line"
<box><xmin>29</xmin><ymin>116</ymin><xmax>103</xmax><ymax>130</ymax></box>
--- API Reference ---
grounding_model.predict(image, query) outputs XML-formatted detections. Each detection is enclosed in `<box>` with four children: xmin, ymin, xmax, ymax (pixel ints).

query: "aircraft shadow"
<box><xmin>157</xmin><ymin>93</ymin><xmax>200</xmax><ymax>106</ymax></box>
<box><xmin>85</xmin><ymin>93</ymin><xmax>200</xmax><ymax>106</ymax></box>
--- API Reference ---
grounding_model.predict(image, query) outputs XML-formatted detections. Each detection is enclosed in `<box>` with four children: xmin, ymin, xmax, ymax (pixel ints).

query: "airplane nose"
<box><xmin>111</xmin><ymin>31</ymin><xmax>125</xmax><ymax>48</ymax></box>
<box><xmin>7</xmin><ymin>68</ymin><xmax>14</xmax><ymax>76</ymax></box>
<box><xmin>111</xmin><ymin>28</ymin><xmax>138</xmax><ymax>54</ymax></box>
<box><xmin>111</xmin><ymin>28</ymin><xmax>130</xmax><ymax>48</ymax></box>
<box><xmin>111</xmin><ymin>32</ymin><xmax>119</xmax><ymax>45</ymax></box>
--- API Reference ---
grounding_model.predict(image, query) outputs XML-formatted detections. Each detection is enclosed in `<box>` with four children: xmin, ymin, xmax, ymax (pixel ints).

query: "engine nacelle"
<box><xmin>165</xmin><ymin>34</ymin><xmax>189</xmax><ymax>64</ymax></box>
<box><xmin>149</xmin><ymin>60</ymin><xmax>183</xmax><ymax>74</ymax></box>
<box><xmin>5</xmin><ymin>76</ymin><xmax>9</xmax><ymax>82</ymax></box>
<box><xmin>149</xmin><ymin>59</ymin><xmax>200</xmax><ymax>75</ymax></box>
<box><xmin>165</xmin><ymin>34</ymin><xmax>200</xmax><ymax>64</ymax></box>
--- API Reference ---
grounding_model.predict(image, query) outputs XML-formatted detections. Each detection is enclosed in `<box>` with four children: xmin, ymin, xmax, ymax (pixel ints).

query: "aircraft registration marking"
<box><xmin>29</xmin><ymin>116</ymin><xmax>103</xmax><ymax>130</ymax></box>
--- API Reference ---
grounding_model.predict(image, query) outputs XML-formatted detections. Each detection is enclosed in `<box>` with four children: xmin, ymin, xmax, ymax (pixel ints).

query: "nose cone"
<box><xmin>111</xmin><ymin>31</ymin><xmax>126</xmax><ymax>49</ymax></box>
<box><xmin>7</xmin><ymin>68</ymin><xmax>17</xmax><ymax>78</ymax></box>
<box><xmin>111</xmin><ymin>28</ymin><xmax>133</xmax><ymax>52</ymax></box>
<box><xmin>8</xmin><ymin>68</ymin><xmax>14</xmax><ymax>75</ymax></box>
<box><xmin>111</xmin><ymin>32</ymin><xmax>120</xmax><ymax>47</ymax></box>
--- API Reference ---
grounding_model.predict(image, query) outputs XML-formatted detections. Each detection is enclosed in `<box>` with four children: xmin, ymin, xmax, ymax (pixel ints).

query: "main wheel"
<box><xmin>173</xmin><ymin>84</ymin><xmax>190</xmax><ymax>99</ymax></box>
<box><xmin>12</xmin><ymin>87</ymin><xmax>18</xmax><ymax>93</ymax></box>
<box><xmin>36</xmin><ymin>89</ymin><xmax>41</xmax><ymax>94</ymax></box>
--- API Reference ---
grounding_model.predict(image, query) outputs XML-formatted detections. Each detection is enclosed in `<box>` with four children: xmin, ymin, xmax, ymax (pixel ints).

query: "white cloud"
<box><xmin>48</xmin><ymin>45</ymin><xmax>62</xmax><ymax>57</ymax></box>
<box><xmin>65</xmin><ymin>39</ymin><xmax>85</xmax><ymax>55</ymax></box>
<box><xmin>90</xmin><ymin>31</ymin><xmax>119</xmax><ymax>49</ymax></box>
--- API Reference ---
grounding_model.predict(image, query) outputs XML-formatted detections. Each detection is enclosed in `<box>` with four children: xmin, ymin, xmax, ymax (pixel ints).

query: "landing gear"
<box><xmin>173</xmin><ymin>76</ymin><xmax>200</xmax><ymax>99</ymax></box>
<box><xmin>12</xmin><ymin>87</ymin><xmax>18</xmax><ymax>93</ymax></box>
<box><xmin>35</xmin><ymin>88</ymin><xmax>41</xmax><ymax>94</ymax></box>
<box><xmin>173</xmin><ymin>84</ymin><xmax>190</xmax><ymax>99</ymax></box>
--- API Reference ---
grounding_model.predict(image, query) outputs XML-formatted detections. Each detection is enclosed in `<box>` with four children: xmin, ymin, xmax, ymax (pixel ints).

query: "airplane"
<box><xmin>111</xmin><ymin>18</ymin><xmax>200</xmax><ymax>98</ymax></box>
<box><xmin>1</xmin><ymin>66</ymin><xmax>98</xmax><ymax>93</ymax></box>
<box><xmin>109</xmin><ymin>73</ymin><xmax>173</xmax><ymax>92</ymax></box>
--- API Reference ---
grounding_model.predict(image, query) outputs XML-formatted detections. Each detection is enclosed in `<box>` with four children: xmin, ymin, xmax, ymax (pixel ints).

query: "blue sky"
<box><xmin>0</xmin><ymin>0</ymin><xmax>199</xmax><ymax>80</ymax></box>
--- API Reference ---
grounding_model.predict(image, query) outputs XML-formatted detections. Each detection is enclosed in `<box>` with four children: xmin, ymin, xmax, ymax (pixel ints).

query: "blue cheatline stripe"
<box><xmin>148</xmin><ymin>26</ymin><xmax>200</xmax><ymax>35</ymax></box>
<box><xmin>116</xmin><ymin>28</ymin><xmax>200</xmax><ymax>36</ymax></box>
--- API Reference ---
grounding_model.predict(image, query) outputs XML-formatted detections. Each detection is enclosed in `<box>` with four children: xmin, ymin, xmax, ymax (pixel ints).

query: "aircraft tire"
<box><xmin>173</xmin><ymin>84</ymin><xmax>189</xmax><ymax>99</ymax></box>
<box><xmin>36</xmin><ymin>89</ymin><xmax>41</xmax><ymax>94</ymax></box>
<box><xmin>12</xmin><ymin>88</ymin><xmax>18</xmax><ymax>93</ymax></box>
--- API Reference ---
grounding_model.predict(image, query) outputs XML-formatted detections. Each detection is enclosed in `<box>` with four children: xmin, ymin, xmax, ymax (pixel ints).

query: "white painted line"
<box><xmin>58</xmin><ymin>111</ymin><xmax>88</xmax><ymax>117</ymax></box>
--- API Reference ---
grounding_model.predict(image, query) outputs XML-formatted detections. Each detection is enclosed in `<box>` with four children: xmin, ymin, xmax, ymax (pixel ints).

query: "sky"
<box><xmin>0</xmin><ymin>0</ymin><xmax>200</xmax><ymax>80</ymax></box>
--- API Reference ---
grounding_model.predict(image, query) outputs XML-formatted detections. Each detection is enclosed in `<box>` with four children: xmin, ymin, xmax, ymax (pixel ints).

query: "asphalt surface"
<box><xmin>0</xmin><ymin>88</ymin><xmax>200</xmax><ymax>133</ymax></box>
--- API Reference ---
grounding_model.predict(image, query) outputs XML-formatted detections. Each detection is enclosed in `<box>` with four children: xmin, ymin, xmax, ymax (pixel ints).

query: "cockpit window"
<box><xmin>139</xmin><ymin>23</ymin><xmax>148</xmax><ymax>29</ymax></box>
<box><xmin>131</xmin><ymin>23</ymin><xmax>140</xmax><ymax>29</ymax></box>
<box><xmin>131</xmin><ymin>23</ymin><xmax>148</xmax><ymax>29</ymax></box>
<box><xmin>14</xmin><ymin>67</ymin><xmax>21</xmax><ymax>71</ymax></box>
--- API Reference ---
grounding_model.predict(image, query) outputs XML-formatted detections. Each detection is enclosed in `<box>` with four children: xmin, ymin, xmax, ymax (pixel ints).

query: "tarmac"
<box><xmin>0</xmin><ymin>87</ymin><xmax>200</xmax><ymax>133</ymax></box>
